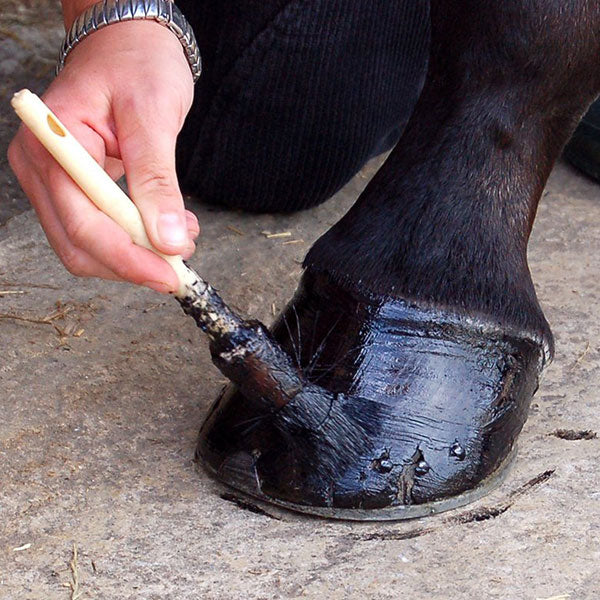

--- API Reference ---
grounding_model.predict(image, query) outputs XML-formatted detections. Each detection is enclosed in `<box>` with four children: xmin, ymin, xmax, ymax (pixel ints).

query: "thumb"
<box><xmin>117</xmin><ymin>111</ymin><xmax>189</xmax><ymax>255</ymax></box>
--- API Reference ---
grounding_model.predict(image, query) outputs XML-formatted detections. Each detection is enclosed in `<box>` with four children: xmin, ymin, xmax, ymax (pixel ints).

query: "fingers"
<box><xmin>185</xmin><ymin>210</ymin><xmax>200</xmax><ymax>238</ymax></box>
<box><xmin>101</xmin><ymin>158</ymin><xmax>199</xmax><ymax>246</ymax></box>
<box><xmin>9</xmin><ymin>123</ymin><xmax>184</xmax><ymax>293</ymax></box>
<box><xmin>46</xmin><ymin>160</ymin><xmax>183</xmax><ymax>291</ymax></box>
<box><xmin>9</xmin><ymin>138</ymin><xmax>123</xmax><ymax>281</ymax></box>
<box><xmin>9</xmin><ymin>145</ymin><xmax>124</xmax><ymax>282</ymax></box>
<box><xmin>7</xmin><ymin>21</ymin><xmax>197</xmax><ymax>292</ymax></box>
<box><xmin>114</xmin><ymin>96</ymin><xmax>189</xmax><ymax>256</ymax></box>
<box><xmin>101</xmin><ymin>157</ymin><xmax>199</xmax><ymax>250</ymax></box>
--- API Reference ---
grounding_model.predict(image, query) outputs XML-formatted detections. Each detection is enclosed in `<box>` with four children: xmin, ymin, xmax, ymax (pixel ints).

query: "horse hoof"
<box><xmin>196</xmin><ymin>270</ymin><xmax>549</xmax><ymax>520</ymax></box>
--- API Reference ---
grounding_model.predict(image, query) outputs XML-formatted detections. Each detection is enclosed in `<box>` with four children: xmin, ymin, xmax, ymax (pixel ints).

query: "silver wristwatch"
<box><xmin>56</xmin><ymin>0</ymin><xmax>202</xmax><ymax>82</ymax></box>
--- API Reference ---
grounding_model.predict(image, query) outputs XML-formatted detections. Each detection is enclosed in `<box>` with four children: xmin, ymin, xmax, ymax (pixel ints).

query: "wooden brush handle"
<box><xmin>10</xmin><ymin>89</ymin><xmax>196</xmax><ymax>297</ymax></box>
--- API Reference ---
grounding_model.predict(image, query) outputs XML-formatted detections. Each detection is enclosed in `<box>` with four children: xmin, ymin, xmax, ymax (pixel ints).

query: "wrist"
<box><xmin>57</xmin><ymin>0</ymin><xmax>200</xmax><ymax>83</ymax></box>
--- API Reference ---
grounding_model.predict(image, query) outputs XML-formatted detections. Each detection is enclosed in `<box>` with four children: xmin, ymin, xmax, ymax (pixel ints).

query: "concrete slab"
<box><xmin>1</xmin><ymin>3</ymin><xmax>599</xmax><ymax>599</ymax></box>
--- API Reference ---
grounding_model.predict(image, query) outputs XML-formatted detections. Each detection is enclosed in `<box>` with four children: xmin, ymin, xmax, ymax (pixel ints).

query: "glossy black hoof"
<box><xmin>196</xmin><ymin>271</ymin><xmax>549</xmax><ymax>520</ymax></box>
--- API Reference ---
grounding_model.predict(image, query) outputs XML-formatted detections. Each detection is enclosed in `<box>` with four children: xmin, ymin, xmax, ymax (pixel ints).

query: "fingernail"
<box><xmin>182</xmin><ymin>241</ymin><xmax>196</xmax><ymax>259</ymax></box>
<box><xmin>157</xmin><ymin>212</ymin><xmax>187</xmax><ymax>247</ymax></box>
<box><xmin>142</xmin><ymin>280</ymin><xmax>174</xmax><ymax>294</ymax></box>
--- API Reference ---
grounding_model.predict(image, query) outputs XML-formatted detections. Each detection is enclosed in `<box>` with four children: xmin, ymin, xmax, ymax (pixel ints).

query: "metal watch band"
<box><xmin>56</xmin><ymin>0</ymin><xmax>201</xmax><ymax>82</ymax></box>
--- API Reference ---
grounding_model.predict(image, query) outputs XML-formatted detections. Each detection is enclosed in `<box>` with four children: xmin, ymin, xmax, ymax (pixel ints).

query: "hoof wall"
<box><xmin>196</xmin><ymin>271</ymin><xmax>546</xmax><ymax>520</ymax></box>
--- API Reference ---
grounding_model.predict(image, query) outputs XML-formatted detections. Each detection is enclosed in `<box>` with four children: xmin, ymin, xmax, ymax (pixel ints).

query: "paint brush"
<box><xmin>11</xmin><ymin>90</ymin><xmax>387</xmax><ymax>517</ymax></box>
<box><xmin>10</xmin><ymin>89</ymin><xmax>304</xmax><ymax>408</ymax></box>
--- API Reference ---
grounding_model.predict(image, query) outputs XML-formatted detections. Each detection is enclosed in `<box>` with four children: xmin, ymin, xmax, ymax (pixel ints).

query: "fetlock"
<box><xmin>307</xmin><ymin>0</ymin><xmax>600</xmax><ymax>353</ymax></box>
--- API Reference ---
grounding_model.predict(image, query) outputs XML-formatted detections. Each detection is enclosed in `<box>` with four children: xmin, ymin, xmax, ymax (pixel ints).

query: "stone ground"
<box><xmin>1</xmin><ymin>3</ymin><xmax>599</xmax><ymax>599</ymax></box>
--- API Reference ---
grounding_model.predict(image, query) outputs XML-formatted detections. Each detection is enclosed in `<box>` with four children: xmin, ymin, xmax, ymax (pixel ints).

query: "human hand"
<box><xmin>8</xmin><ymin>20</ymin><xmax>197</xmax><ymax>294</ymax></box>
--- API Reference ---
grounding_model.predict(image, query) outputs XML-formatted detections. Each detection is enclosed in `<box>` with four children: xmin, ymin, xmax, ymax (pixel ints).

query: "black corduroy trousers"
<box><xmin>175</xmin><ymin>0</ymin><xmax>430</xmax><ymax>213</ymax></box>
